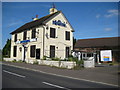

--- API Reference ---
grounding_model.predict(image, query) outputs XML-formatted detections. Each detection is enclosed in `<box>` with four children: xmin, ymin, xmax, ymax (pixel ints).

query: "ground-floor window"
<box><xmin>13</xmin><ymin>46</ymin><xmax>17</xmax><ymax>57</ymax></box>
<box><xmin>50</xmin><ymin>45</ymin><xmax>55</xmax><ymax>58</ymax></box>
<box><xmin>30</xmin><ymin>45</ymin><xmax>36</xmax><ymax>57</ymax></box>
<box><xmin>66</xmin><ymin>47</ymin><xmax>70</xmax><ymax>58</ymax></box>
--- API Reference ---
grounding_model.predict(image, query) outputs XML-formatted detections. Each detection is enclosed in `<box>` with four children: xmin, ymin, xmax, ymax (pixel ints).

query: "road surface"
<box><xmin>2</xmin><ymin>64</ymin><xmax>118</xmax><ymax>89</ymax></box>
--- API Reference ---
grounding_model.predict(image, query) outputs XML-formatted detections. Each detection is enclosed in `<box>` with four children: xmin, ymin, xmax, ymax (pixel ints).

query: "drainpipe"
<box><xmin>42</xmin><ymin>24</ymin><xmax>46</xmax><ymax>58</ymax></box>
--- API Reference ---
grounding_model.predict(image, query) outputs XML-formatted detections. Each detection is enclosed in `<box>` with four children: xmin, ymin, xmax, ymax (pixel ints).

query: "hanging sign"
<box><xmin>53</xmin><ymin>20</ymin><xmax>66</xmax><ymax>27</ymax></box>
<box><xmin>100</xmin><ymin>50</ymin><xmax>112</xmax><ymax>61</ymax></box>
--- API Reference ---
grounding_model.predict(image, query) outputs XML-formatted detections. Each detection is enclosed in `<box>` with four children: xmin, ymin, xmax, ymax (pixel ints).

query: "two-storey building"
<box><xmin>10</xmin><ymin>6</ymin><xmax>74</xmax><ymax>62</ymax></box>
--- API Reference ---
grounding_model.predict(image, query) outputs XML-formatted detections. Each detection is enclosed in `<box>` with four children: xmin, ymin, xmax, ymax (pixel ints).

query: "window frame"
<box><xmin>31</xmin><ymin>29</ymin><xmax>36</xmax><ymax>39</ymax></box>
<box><xmin>65</xmin><ymin>31</ymin><xmax>70</xmax><ymax>40</ymax></box>
<box><xmin>30</xmin><ymin>45</ymin><xmax>36</xmax><ymax>57</ymax></box>
<box><xmin>23</xmin><ymin>31</ymin><xmax>27</xmax><ymax>40</ymax></box>
<box><xmin>50</xmin><ymin>27</ymin><xmax>56</xmax><ymax>38</ymax></box>
<box><xmin>13</xmin><ymin>46</ymin><xmax>17</xmax><ymax>57</ymax></box>
<box><xmin>14</xmin><ymin>34</ymin><xmax>17</xmax><ymax>42</ymax></box>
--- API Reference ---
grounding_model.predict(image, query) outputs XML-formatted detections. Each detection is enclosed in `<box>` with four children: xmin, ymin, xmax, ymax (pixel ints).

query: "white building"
<box><xmin>10</xmin><ymin>6</ymin><xmax>74</xmax><ymax>62</ymax></box>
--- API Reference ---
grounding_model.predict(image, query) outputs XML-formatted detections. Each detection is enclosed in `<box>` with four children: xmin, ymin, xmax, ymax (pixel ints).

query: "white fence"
<box><xmin>3</xmin><ymin>58</ymin><xmax>76</xmax><ymax>69</ymax></box>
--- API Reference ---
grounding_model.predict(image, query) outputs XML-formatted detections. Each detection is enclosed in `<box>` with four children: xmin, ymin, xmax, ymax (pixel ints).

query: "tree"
<box><xmin>73</xmin><ymin>37</ymin><xmax>76</xmax><ymax>49</ymax></box>
<box><xmin>2</xmin><ymin>39</ymin><xmax>11</xmax><ymax>57</ymax></box>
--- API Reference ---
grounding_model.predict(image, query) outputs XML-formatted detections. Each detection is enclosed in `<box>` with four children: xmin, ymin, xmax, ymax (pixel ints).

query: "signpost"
<box><xmin>100</xmin><ymin>50</ymin><xmax>112</xmax><ymax>62</ymax></box>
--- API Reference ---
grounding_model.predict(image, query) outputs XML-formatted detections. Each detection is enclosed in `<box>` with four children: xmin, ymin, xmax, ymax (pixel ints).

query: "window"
<box><xmin>31</xmin><ymin>29</ymin><xmax>36</xmax><ymax>39</ymax></box>
<box><xmin>30</xmin><ymin>45</ymin><xmax>36</xmax><ymax>57</ymax></box>
<box><xmin>65</xmin><ymin>31</ymin><xmax>70</xmax><ymax>40</ymax></box>
<box><xmin>23</xmin><ymin>31</ymin><xmax>27</xmax><ymax>40</ymax></box>
<box><xmin>50</xmin><ymin>28</ymin><xmax>56</xmax><ymax>38</ymax></box>
<box><xmin>13</xmin><ymin>46</ymin><xmax>17</xmax><ymax>57</ymax></box>
<box><xmin>50</xmin><ymin>45</ymin><xmax>55</xmax><ymax>58</ymax></box>
<box><xmin>14</xmin><ymin>34</ymin><xmax>17</xmax><ymax>42</ymax></box>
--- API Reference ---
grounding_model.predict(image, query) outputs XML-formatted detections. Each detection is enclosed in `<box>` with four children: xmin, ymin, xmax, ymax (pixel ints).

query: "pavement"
<box><xmin>2</xmin><ymin>61</ymin><xmax>119</xmax><ymax>87</ymax></box>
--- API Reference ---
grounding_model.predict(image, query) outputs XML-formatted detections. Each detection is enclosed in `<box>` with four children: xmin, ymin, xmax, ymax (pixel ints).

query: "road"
<box><xmin>2</xmin><ymin>64</ymin><xmax>118</xmax><ymax>89</ymax></box>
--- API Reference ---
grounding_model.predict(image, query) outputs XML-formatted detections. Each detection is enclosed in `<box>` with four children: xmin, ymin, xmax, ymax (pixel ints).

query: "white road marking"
<box><xmin>42</xmin><ymin>82</ymin><xmax>70</xmax><ymax>90</ymax></box>
<box><xmin>2</xmin><ymin>63</ymin><xmax>118</xmax><ymax>87</ymax></box>
<box><xmin>3</xmin><ymin>70</ymin><xmax>26</xmax><ymax>78</ymax></box>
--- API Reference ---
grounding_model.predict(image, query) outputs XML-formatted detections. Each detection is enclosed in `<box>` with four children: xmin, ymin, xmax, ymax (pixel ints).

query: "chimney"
<box><xmin>33</xmin><ymin>15</ymin><xmax>39</xmax><ymax>21</ymax></box>
<box><xmin>49</xmin><ymin>3</ymin><xmax>58</xmax><ymax>14</ymax></box>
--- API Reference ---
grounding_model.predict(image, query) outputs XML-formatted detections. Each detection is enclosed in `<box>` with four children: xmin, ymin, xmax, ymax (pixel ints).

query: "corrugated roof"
<box><xmin>10</xmin><ymin>11</ymin><xmax>61</xmax><ymax>34</ymax></box>
<box><xmin>75</xmin><ymin>37</ymin><xmax>120</xmax><ymax>48</ymax></box>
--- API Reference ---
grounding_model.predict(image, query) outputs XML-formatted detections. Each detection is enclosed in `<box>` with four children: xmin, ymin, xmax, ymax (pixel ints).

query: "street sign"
<box><xmin>100</xmin><ymin>50</ymin><xmax>112</xmax><ymax>61</ymax></box>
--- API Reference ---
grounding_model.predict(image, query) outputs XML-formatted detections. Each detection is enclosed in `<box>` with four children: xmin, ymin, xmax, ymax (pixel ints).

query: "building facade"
<box><xmin>74</xmin><ymin>37</ymin><xmax>120</xmax><ymax>62</ymax></box>
<box><xmin>10</xmin><ymin>7</ymin><xmax>74</xmax><ymax>61</ymax></box>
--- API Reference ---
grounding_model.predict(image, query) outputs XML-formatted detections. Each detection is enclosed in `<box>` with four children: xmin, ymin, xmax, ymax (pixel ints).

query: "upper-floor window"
<box><xmin>65</xmin><ymin>31</ymin><xmax>70</xmax><ymax>40</ymax></box>
<box><xmin>23</xmin><ymin>31</ymin><xmax>27</xmax><ymax>40</ymax></box>
<box><xmin>31</xmin><ymin>29</ymin><xmax>36</xmax><ymax>39</ymax></box>
<box><xmin>14</xmin><ymin>34</ymin><xmax>17</xmax><ymax>42</ymax></box>
<box><xmin>50</xmin><ymin>28</ymin><xmax>56</xmax><ymax>38</ymax></box>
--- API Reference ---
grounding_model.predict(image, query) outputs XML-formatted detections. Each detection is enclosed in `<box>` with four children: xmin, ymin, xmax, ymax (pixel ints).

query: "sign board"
<box><xmin>100</xmin><ymin>50</ymin><xmax>112</xmax><ymax>61</ymax></box>
<box><xmin>53</xmin><ymin>20</ymin><xmax>66</xmax><ymax>27</ymax></box>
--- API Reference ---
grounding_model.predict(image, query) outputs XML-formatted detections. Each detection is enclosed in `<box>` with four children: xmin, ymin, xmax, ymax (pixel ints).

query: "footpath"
<box><xmin>2</xmin><ymin>61</ymin><xmax>119</xmax><ymax>86</ymax></box>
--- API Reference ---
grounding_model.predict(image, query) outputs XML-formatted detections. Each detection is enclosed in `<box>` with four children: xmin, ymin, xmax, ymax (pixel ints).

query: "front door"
<box><xmin>50</xmin><ymin>45</ymin><xmax>55</xmax><ymax>58</ymax></box>
<box><xmin>36</xmin><ymin>49</ymin><xmax>40</xmax><ymax>59</ymax></box>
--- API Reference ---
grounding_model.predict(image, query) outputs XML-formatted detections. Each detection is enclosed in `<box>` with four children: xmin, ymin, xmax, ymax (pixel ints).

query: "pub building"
<box><xmin>10</xmin><ymin>5</ymin><xmax>74</xmax><ymax>62</ymax></box>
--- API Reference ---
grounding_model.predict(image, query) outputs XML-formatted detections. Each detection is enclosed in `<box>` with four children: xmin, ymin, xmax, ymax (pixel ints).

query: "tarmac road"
<box><xmin>2</xmin><ymin>64</ymin><xmax>118</xmax><ymax>89</ymax></box>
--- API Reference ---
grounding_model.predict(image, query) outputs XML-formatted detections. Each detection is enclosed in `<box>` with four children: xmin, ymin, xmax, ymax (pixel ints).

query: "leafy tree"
<box><xmin>73</xmin><ymin>37</ymin><xmax>76</xmax><ymax>49</ymax></box>
<box><xmin>2</xmin><ymin>39</ymin><xmax>11</xmax><ymax>57</ymax></box>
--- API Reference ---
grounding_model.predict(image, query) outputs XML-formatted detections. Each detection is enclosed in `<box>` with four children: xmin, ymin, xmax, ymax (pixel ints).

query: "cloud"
<box><xmin>96</xmin><ymin>14</ymin><xmax>101</xmax><ymax>18</ymax></box>
<box><xmin>7</xmin><ymin>21</ymin><xmax>23</xmax><ymax>28</ymax></box>
<box><xmin>104</xmin><ymin>28</ymin><xmax>112</xmax><ymax>31</ymax></box>
<box><xmin>104</xmin><ymin>9</ymin><xmax>118</xmax><ymax>18</ymax></box>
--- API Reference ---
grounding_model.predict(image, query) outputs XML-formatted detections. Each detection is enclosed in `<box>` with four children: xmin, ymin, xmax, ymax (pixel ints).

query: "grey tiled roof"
<box><xmin>75</xmin><ymin>37</ymin><xmax>120</xmax><ymax>48</ymax></box>
<box><xmin>10</xmin><ymin>11</ymin><xmax>61</xmax><ymax>34</ymax></box>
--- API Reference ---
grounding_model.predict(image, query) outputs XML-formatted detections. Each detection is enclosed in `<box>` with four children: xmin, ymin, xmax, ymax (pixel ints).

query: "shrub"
<box><xmin>12</xmin><ymin>59</ymin><xmax>17</xmax><ymax>62</ymax></box>
<box><xmin>33</xmin><ymin>61</ymin><xmax>39</xmax><ymax>65</ymax></box>
<box><xmin>43</xmin><ymin>56</ymin><xmax>47</xmax><ymax>60</ymax></box>
<box><xmin>17</xmin><ymin>60</ymin><xmax>23</xmax><ymax>63</ymax></box>
<box><xmin>51</xmin><ymin>57</ymin><xmax>60</xmax><ymax>61</ymax></box>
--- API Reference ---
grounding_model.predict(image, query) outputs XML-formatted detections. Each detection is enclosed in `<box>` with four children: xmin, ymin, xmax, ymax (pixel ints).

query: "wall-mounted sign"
<box><xmin>20</xmin><ymin>40</ymin><xmax>30</xmax><ymax>43</ymax></box>
<box><xmin>100</xmin><ymin>50</ymin><xmax>112</xmax><ymax>61</ymax></box>
<box><xmin>16</xmin><ymin>38</ymin><xmax>37</xmax><ymax>44</ymax></box>
<box><xmin>53</xmin><ymin>20</ymin><xmax>66</xmax><ymax>27</ymax></box>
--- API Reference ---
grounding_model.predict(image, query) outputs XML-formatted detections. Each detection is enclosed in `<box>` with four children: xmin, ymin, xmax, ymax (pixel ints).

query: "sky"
<box><xmin>2</xmin><ymin>2</ymin><xmax>119</xmax><ymax>49</ymax></box>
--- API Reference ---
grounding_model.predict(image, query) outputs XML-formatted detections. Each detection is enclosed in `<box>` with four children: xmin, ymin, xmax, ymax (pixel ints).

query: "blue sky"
<box><xmin>2</xmin><ymin>2</ymin><xmax>118</xmax><ymax>49</ymax></box>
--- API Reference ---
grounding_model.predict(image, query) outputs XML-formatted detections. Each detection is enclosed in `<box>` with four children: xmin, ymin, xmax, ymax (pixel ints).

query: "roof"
<box><xmin>10</xmin><ymin>11</ymin><xmax>61</xmax><ymax>34</ymax></box>
<box><xmin>75</xmin><ymin>37</ymin><xmax>120</xmax><ymax>48</ymax></box>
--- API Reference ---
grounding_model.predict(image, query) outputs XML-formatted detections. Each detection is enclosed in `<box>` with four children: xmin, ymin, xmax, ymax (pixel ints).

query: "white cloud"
<box><xmin>105</xmin><ymin>9</ymin><xmax>118</xmax><ymax>18</ymax></box>
<box><xmin>104</xmin><ymin>28</ymin><xmax>112</xmax><ymax>31</ymax></box>
<box><xmin>7</xmin><ymin>21</ymin><xmax>23</xmax><ymax>27</ymax></box>
<box><xmin>96</xmin><ymin>14</ymin><xmax>101</xmax><ymax>18</ymax></box>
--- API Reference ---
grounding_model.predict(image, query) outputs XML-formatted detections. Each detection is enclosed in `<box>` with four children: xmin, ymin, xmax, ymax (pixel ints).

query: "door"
<box><xmin>50</xmin><ymin>45</ymin><xmax>55</xmax><ymax>58</ymax></box>
<box><xmin>36</xmin><ymin>49</ymin><xmax>40</xmax><ymax>59</ymax></box>
<box><xmin>66</xmin><ymin>47</ymin><xmax>70</xmax><ymax>58</ymax></box>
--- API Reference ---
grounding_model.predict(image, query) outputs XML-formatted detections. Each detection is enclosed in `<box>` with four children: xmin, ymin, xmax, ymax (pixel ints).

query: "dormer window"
<box><xmin>31</xmin><ymin>29</ymin><xmax>36</xmax><ymax>39</ymax></box>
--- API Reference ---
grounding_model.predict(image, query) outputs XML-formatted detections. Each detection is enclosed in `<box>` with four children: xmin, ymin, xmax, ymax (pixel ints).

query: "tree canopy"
<box><xmin>2</xmin><ymin>39</ymin><xmax>11</xmax><ymax>57</ymax></box>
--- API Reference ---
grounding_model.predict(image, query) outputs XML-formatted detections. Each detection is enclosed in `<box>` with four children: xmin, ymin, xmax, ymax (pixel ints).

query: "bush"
<box><xmin>17</xmin><ymin>60</ymin><xmax>23</xmax><ymax>63</ymax></box>
<box><xmin>43</xmin><ymin>56</ymin><xmax>47</xmax><ymax>60</ymax></box>
<box><xmin>51</xmin><ymin>57</ymin><xmax>61</xmax><ymax>61</ymax></box>
<box><xmin>12</xmin><ymin>59</ymin><xmax>17</xmax><ymax>62</ymax></box>
<box><xmin>33</xmin><ymin>61</ymin><xmax>39</xmax><ymax>65</ymax></box>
